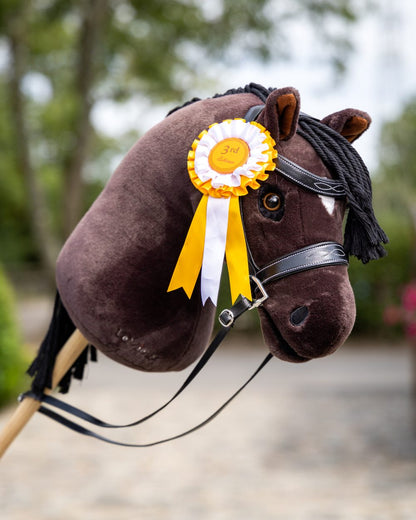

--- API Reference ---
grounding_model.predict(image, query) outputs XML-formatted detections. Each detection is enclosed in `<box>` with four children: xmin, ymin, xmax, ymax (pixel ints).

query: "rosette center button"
<box><xmin>208</xmin><ymin>138</ymin><xmax>249</xmax><ymax>174</ymax></box>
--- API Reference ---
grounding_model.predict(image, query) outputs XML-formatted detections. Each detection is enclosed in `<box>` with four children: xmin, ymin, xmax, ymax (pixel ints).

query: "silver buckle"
<box><xmin>248</xmin><ymin>276</ymin><xmax>269</xmax><ymax>309</ymax></box>
<box><xmin>218</xmin><ymin>308</ymin><xmax>235</xmax><ymax>328</ymax></box>
<box><xmin>217</xmin><ymin>277</ymin><xmax>269</xmax><ymax>328</ymax></box>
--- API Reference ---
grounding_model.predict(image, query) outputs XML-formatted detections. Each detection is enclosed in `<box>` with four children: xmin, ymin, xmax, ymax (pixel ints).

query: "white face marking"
<box><xmin>319</xmin><ymin>195</ymin><xmax>335</xmax><ymax>215</ymax></box>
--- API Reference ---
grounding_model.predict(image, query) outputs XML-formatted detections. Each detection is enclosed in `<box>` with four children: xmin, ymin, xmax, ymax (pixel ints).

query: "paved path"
<box><xmin>1</xmin><ymin>336</ymin><xmax>416</xmax><ymax>520</ymax></box>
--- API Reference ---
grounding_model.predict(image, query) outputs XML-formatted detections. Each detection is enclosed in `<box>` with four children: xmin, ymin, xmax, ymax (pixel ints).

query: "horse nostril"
<box><xmin>290</xmin><ymin>306</ymin><xmax>309</xmax><ymax>326</ymax></box>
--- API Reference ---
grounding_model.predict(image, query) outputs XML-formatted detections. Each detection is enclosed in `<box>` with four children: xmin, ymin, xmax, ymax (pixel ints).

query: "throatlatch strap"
<box><xmin>22</xmin><ymin>297</ymin><xmax>272</xmax><ymax>446</ymax></box>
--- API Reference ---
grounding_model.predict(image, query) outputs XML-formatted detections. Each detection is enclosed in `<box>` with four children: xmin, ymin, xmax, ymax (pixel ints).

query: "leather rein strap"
<box><xmin>22</xmin><ymin>104</ymin><xmax>348</xmax><ymax>448</ymax></box>
<box><xmin>23</xmin><ymin>297</ymin><xmax>273</xmax><ymax>448</ymax></box>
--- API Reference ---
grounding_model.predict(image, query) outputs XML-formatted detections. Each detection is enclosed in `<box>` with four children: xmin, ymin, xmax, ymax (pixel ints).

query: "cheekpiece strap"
<box><xmin>244</xmin><ymin>104</ymin><xmax>265</xmax><ymax>122</ymax></box>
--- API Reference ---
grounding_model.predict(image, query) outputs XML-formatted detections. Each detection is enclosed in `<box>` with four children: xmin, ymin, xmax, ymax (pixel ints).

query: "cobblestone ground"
<box><xmin>1</xmin><ymin>335</ymin><xmax>416</xmax><ymax>520</ymax></box>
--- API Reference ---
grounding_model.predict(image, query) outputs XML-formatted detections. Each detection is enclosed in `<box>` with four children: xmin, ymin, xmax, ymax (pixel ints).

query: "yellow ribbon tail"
<box><xmin>167</xmin><ymin>195</ymin><xmax>208</xmax><ymax>298</ymax></box>
<box><xmin>225</xmin><ymin>196</ymin><xmax>252</xmax><ymax>303</ymax></box>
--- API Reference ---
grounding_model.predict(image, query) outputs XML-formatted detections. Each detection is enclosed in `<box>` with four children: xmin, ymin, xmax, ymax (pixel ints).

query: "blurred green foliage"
<box><xmin>349</xmin><ymin>95</ymin><xmax>416</xmax><ymax>338</ymax></box>
<box><xmin>0</xmin><ymin>265</ymin><xmax>28</xmax><ymax>407</ymax></box>
<box><xmin>349</xmin><ymin>212</ymin><xmax>413</xmax><ymax>337</ymax></box>
<box><xmin>0</xmin><ymin>0</ymin><xmax>367</xmax><ymax>273</ymax></box>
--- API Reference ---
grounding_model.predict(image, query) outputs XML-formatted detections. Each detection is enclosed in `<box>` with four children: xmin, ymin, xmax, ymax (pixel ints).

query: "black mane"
<box><xmin>167</xmin><ymin>82</ymin><xmax>273</xmax><ymax>115</ymax></box>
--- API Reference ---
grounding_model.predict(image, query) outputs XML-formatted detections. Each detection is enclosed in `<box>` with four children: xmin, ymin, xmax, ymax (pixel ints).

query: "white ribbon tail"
<box><xmin>201</xmin><ymin>196</ymin><xmax>231</xmax><ymax>305</ymax></box>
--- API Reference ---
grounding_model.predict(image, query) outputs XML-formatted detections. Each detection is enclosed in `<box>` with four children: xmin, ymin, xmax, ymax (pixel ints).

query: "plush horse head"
<box><xmin>51</xmin><ymin>84</ymin><xmax>386</xmax><ymax>377</ymax></box>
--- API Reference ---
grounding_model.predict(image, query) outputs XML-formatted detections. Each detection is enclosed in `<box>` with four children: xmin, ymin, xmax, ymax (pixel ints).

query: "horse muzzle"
<box><xmin>257</xmin><ymin>266</ymin><xmax>356</xmax><ymax>363</ymax></box>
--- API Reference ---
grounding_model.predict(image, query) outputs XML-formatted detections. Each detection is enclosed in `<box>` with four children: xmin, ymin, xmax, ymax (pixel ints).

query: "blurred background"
<box><xmin>1</xmin><ymin>1</ymin><xmax>416</xmax><ymax>519</ymax></box>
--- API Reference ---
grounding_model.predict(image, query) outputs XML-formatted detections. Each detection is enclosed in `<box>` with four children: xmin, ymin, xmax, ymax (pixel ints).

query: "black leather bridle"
<box><xmin>240</xmin><ymin>104</ymin><xmax>348</xmax><ymax>311</ymax></box>
<box><xmin>22</xmin><ymin>105</ymin><xmax>351</xmax><ymax>448</ymax></box>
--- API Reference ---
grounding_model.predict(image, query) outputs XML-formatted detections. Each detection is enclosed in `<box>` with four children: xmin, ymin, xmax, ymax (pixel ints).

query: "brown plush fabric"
<box><xmin>56</xmin><ymin>87</ymin><xmax>368</xmax><ymax>372</ymax></box>
<box><xmin>241</xmin><ymin>92</ymin><xmax>356</xmax><ymax>362</ymax></box>
<box><xmin>56</xmin><ymin>93</ymin><xmax>260</xmax><ymax>372</ymax></box>
<box><xmin>256</xmin><ymin>88</ymin><xmax>300</xmax><ymax>141</ymax></box>
<box><xmin>321</xmin><ymin>109</ymin><xmax>371</xmax><ymax>143</ymax></box>
<box><xmin>241</xmin><ymin>144</ymin><xmax>354</xmax><ymax>362</ymax></box>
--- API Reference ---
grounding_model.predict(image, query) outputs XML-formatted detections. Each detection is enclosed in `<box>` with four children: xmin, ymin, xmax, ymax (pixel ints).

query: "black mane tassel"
<box><xmin>297</xmin><ymin>115</ymin><xmax>388</xmax><ymax>263</ymax></box>
<box><xmin>27</xmin><ymin>291</ymin><xmax>97</xmax><ymax>396</ymax></box>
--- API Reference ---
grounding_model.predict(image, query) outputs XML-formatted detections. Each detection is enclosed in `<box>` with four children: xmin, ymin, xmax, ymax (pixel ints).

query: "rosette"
<box><xmin>168</xmin><ymin>118</ymin><xmax>277</xmax><ymax>305</ymax></box>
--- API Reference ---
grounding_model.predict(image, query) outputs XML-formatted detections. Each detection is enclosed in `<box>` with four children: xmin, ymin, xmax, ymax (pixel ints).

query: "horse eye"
<box><xmin>262</xmin><ymin>193</ymin><xmax>281</xmax><ymax>211</ymax></box>
<box><xmin>258</xmin><ymin>184</ymin><xmax>285</xmax><ymax>221</ymax></box>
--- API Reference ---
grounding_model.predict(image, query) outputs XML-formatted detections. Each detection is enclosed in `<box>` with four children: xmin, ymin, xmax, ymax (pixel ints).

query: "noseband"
<box><xmin>242</xmin><ymin>105</ymin><xmax>348</xmax><ymax>300</ymax></box>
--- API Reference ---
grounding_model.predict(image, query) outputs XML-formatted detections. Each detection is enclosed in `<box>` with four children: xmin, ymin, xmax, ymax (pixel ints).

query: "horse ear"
<box><xmin>321</xmin><ymin>109</ymin><xmax>371</xmax><ymax>143</ymax></box>
<box><xmin>258</xmin><ymin>87</ymin><xmax>300</xmax><ymax>141</ymax></box>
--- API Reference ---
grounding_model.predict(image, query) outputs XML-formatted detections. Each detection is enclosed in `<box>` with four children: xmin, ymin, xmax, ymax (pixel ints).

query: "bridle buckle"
<box><xmin>218</xmin><ymin>308</ymin><xmax>235</xmax><ymax>328</ymax></box>
<box><xmin>248</xmin><ymin>276</ymin><xmax>269</xmax><ymax>309</ymax></box>
<box><xmin>217</xmin><ymin>277</ymin><xmax>269</xmax><ymax>329</ymax></box>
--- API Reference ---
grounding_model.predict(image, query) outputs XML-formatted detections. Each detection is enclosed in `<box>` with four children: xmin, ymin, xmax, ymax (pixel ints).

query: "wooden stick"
<box><xmin>0</xmin><ymin>329</ymin><xmax>88</xmax><ymax>459</ymax></box>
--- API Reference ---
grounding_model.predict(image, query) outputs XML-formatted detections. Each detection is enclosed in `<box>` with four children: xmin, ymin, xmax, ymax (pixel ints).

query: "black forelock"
<box><xmin>297</xmin><ymin>114</ymin><xmax>388</xmax><ymax>262</ymax></box>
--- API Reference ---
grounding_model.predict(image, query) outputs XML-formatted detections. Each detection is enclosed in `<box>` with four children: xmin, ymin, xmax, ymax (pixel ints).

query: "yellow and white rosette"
<box><xmin>168</xmin><ymin>118</ymin><xmax>277</xmax><ymax>305</ymax></box>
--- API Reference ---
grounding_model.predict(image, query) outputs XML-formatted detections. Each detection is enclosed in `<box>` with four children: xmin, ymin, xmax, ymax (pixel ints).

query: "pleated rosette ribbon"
<box><xmin>168</xmin><ymin>118</ymin><xmax>277</xmax><ymax>305</ymax></box>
